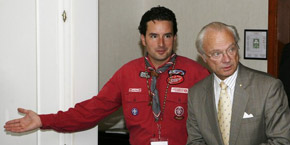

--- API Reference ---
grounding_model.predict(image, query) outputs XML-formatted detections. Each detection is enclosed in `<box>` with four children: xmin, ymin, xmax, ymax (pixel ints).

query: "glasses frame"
<box><xmin>204</xmin><ymin>43</ymin><xmax>240</xmax><ymax>60</ymax></box>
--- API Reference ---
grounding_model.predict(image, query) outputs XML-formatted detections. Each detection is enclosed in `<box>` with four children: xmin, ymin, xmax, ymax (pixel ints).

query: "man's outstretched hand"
<box><xmin>4</xmin><ymin>108</ymin><xmax>42</xmax><ymax>133</ymax></box>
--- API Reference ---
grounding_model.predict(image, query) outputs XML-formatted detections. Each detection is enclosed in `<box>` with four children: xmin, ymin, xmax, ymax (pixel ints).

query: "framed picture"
<box><xmin>244</xmin><ymin>29</ymin><xmax>267</xmax><ymax>60</ymax></box>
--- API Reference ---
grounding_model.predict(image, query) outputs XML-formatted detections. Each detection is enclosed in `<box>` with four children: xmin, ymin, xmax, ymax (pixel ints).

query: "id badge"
<box><xmin>150</xmin><ymin>138</ymin><xmax>168</xmax><ymax>145</ymax></box>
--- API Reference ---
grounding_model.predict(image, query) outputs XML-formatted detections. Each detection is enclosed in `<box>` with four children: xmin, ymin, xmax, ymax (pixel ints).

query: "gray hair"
<box><xmin>196</xmin><ymin>22</ymin><xmax>240</xmax><ymax>55</ymax></box>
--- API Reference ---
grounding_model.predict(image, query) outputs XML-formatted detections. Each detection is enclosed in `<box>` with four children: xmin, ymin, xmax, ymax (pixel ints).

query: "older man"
<box><xmin>187</xmin><ymin>22</ymin><xmax>290</xmax><ymax>145</ymax></box>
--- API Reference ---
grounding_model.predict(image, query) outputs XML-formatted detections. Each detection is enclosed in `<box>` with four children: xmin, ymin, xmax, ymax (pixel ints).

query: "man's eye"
<box><xmin>228</xmin><ymin>47</ymin><xmax>235</xmax><ymax>53</ymax></box>
<box><xmin>165</xmin><ymin>35</ymin><xmax>172</xmax><ymax>38</ymax></box>
<box><xmin>212</xmin><ymin>52</ymin><xmax>221</xmax><ymax>57</ymax></box>
<box><xmin>150</xmin><ymin>35</ymin><xmax>157</xmax><ymax>38</ymax></box>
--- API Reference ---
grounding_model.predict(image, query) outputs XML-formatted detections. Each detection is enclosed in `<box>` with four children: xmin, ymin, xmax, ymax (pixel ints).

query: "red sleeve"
<box><xmin>40</xmin><ymin>70</ymin><xmax>123</xmax><ymax>132</ymax></box>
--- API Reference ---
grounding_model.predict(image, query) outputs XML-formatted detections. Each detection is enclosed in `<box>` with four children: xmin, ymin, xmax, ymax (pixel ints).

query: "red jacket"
<box><xmin>40</xmin><ymin>55</ymin><xmax>209</xmax><ymax>145</ymax></box>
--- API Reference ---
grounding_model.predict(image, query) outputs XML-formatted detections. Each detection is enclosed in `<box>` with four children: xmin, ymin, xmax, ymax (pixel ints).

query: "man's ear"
<box><xmin>172</xmin><ymin>35</ymin><xmax>178</xmax><ymax>52</ymax></box>
<box><xmin>200</xmin><ymin>54</ymin><xmax>207</xmax><ymax>63</ymax></box>
<box><xmin>141</xmin><ymin>34</ymin><xmax>146</xmax><ymax>46</ymax></box>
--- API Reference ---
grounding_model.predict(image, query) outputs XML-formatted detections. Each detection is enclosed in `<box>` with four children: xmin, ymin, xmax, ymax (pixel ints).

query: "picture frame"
<box><xmin>244</xmin><ymin>29</ymin><xmax>267</xmax><ymax>60</ymax></box>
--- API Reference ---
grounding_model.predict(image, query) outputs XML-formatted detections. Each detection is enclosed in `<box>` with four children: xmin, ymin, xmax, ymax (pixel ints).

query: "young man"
<box><xmin>4</xmin><ymin>6</ymin><xmax>209</xmax><ymax>145</ymax></box>
<box><xmin>186</xmin><ymin>22</ymin><xmax>290</xmax><ymax>145</ymax></box>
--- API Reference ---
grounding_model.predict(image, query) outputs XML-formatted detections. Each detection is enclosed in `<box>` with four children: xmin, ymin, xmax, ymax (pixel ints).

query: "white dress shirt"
<box><xmin>214</xmin><ymin>66</ymin><xmax>239</xmax><ymax>112</ymax></box>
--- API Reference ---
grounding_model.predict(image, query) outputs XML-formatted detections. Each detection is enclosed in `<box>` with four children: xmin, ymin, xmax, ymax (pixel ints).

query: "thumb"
<box><xmin>17</xmin><ymin>108</ymin><xmax>29</xmax><ymax>114</ymax></box>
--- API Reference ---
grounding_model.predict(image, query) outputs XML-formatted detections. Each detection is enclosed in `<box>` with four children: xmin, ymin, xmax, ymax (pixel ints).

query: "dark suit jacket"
<box><xmin>187</xmin><ymin>63</ymin><xmax>290</xmax><ymax>145</ymax></box>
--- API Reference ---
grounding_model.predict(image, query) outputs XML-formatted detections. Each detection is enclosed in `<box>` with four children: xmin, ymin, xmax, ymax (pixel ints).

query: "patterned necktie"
<box><xmin>218</xmin><ymin>81</ymin><xmax>232</xmax><ymax>145</ymax></box>
<box><xmin>145</xmin><ymin>53</ymin><xmax>176</xmax><ymax>121</ymax></box>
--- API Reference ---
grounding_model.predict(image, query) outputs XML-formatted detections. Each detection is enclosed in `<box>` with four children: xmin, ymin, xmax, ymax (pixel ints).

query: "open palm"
<box><xmin>4</xmin><ymin>108</ymin><xmax>42</xmax><ymax>133</ymax></box>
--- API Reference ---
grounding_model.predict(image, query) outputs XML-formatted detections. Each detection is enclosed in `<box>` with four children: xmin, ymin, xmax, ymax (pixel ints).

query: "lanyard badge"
<box><xmin>150</xmin><ymin>140</ymin><xmax>168</xmax><ymax>145</ymax></box>
<box><xmin>150</xmin><ymin>124</ymin><xmax>168</xmax><ymax>145</ymax></box>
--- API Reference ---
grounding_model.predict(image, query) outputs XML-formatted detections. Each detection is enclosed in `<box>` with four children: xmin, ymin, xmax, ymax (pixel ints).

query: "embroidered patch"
<box><xmin>167</xmin><ymin>75</ymin><xmax>184</xmax><ymax>85</ymax></box>
<box><xmin>174</xmin><ymin>106</ymin><xmax>184</xmax><ymax>120</ymax></box>
<box><xmin>168</xmin><ymin>69</ymin><xmax>186</xmax><ymax>76</ymax></box>
<box><xmin>131</xmin><ymin>108</ymin><xmax>138</xmax><ymax>116</ymax></box>
<box><xmin>139</xmin><ymin>71</ymin><xmax>150</xmax><ymax>78</ymax></box>
<box><xmin>171</xmin><ymin>87</ymin><xmax>188</xmax><ymax>94</ymax></box>
<box><xmin>174</xmin><ymin>116</ymin><xmax>184</xmax><ymax>120</ymax></box>
<box><xmin>129</xmin><ymin>88</ymin><xmax>142</xmax><ymax>93</ymax></box>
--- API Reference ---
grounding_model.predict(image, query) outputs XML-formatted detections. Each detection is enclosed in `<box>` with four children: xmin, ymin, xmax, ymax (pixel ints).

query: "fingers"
<box><xmin>5</xmin><ymin>125</ymin><xmax>26</xmax><ymax>133</ymax></box>
<box><xmin>4</xmin><ymin>121</ymin><xmax>20</xmax><ymax>129</ymax></box>
<box><xmin>4</xmin><ymin>119</ymin><xmax>24</xmax><ymax>132</ymax></box>
<box><xmin>5</xmin><ymin>119</ymin><xmax>20</xmax><ymax>125</ymax></box>
<box><xmin>4</xmin><ymin>120</ymin><xmax>21</xmax><ymax>132</ymax></box>
<box><xmin>4</xmin><ymin>119</ymin><xmax>20</xmax><ymax>126</ymax></box>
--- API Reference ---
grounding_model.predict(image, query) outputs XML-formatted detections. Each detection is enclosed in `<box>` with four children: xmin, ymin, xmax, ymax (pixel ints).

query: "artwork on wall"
<box><xmin>244</xmin><ymin>29</ymin><xmax>267</xmax><ymax>60</ymax></box>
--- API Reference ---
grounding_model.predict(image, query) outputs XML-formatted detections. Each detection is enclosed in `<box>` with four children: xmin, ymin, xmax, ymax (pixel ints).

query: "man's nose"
<box><xmin>221</xmin><ymin>52</ymin><xmax>231</xmax><ymax>62</ymax></box>
<box><xmin>158</xmin><ymin>38</ymin><xmax>164</xmax><ymax>47</ymax></box>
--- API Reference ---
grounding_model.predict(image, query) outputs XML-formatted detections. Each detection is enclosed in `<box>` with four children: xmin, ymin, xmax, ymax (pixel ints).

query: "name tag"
<box><xmin>151</xmin><ymin>141</ymin><xmax>168</xmax><ymax>145</ymax></box>
<box><xmin>171</xmin><ymin>87</ymin><xmax>188</xmax><ymax>94</ymax></box>
<box><xmin>150</xmin><ymin>137</ymin><xmax>168</xmax><ymax>145</ymax></box>
<box><xmin>129</xmin><ymin>88</ymin><xmax>142</xmax><ymax>92</ymax></box>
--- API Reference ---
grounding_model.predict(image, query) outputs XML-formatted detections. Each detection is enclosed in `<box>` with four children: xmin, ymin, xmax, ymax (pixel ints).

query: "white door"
<box><xmin>0</xmin><ymin>0</ymin><xmax>99</xmax><ymax>145</ymax></box>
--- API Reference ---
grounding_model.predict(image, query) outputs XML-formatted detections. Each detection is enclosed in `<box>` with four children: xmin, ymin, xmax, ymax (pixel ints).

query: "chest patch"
<box><xmin>131</xmin><ymin>108</ymin><xmax>139</xmax><ymax>116</ymax></box>
<box><xmin>167</xmin><ymin>75</ymin><xmax>184</xmax><ymax>85</ymax></box>
<box><xmin>174</xmin><ymin>106</ymin><xmax>184</xmax><ymax>116</ymax></box>
<box><xmin>139</xmin><ymin>71</ymin><xmax>150</xmax><ymax>78</ymax></box>
<box><xmin>168</xmin><ymin>69</ymin><xmax>186</xmax><ymax>76</ymax></box>
<box><xmin>174</xmin><ymin>106</ymin><xmax>185</xmax><ymax>120</ymax></box>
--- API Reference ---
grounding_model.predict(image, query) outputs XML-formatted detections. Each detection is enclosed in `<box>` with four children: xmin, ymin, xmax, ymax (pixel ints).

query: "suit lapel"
<box><xmin>229</xmin><ymin>64</ymin><xmax>250</xmax><ymax>145</ymax></box>
<box><xmin>205</xmin><ymin>75</ymin><xmax>224</xmax><ymax>145</ymax></box>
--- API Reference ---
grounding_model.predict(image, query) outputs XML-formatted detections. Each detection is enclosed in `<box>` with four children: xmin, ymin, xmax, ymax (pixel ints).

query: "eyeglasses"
<box><xmin>204</xmin><ymin>43</ymin><xmax>239</xmax><ymax>60</ymax></box>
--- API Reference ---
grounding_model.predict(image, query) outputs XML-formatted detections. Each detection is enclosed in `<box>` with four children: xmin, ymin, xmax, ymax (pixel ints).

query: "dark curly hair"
<box><xmin>138</xmin><ymin>6</ymin><xmax>178</xmax><ymax>36</ymax></box>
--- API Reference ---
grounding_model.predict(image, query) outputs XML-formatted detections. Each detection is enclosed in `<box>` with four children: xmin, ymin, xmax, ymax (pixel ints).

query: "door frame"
<box><xmin>268</xmin><ymin>0</ymin><xmax>290</xmax><ymax>77</ymax></box>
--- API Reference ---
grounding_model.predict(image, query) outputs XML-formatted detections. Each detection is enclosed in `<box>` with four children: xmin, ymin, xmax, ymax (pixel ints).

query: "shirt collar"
<box><xmin>214</xmin><ymin>65</ymin><xmax>239</xmax><ymax>90</ymax></box>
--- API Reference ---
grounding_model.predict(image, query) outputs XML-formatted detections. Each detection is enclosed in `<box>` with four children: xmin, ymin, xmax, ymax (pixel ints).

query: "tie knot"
<box><xmin>220</xmin><ymin>81</ymin><xmax>228</xmax><ymax>90</ymax></box>
<box><xmin>150</xmin><ymin>71</ymin><xmax>159</xmax><ymax>77</ymax></box>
